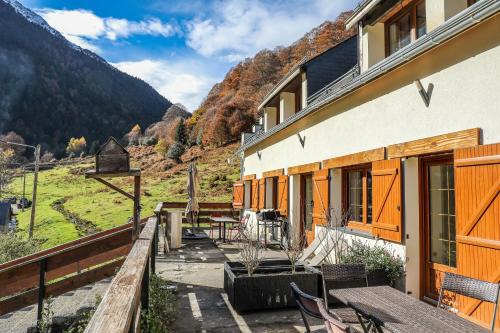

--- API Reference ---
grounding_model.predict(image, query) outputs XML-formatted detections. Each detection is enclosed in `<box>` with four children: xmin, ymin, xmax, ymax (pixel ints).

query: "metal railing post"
<box><xmin>36</xmin><ymin>258</ymin><xmax>47</xmax><ymax>332</ymax></box>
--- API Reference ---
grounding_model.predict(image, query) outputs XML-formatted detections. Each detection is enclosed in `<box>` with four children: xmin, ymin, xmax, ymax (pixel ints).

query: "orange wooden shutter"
<box><xmin>372</xmin><ymin>159</ymin><xmax>402</xmax><ymax>243</ymax></box>
<box><xmin>232</xmin><ymin>181</ymin><xmax>244</xmax><ymax>209</ymax></box>
<box><xmin>312</xmin><ymin>169</ymin><xmax>330</xmax><ymax>227</ymax></box>
<box><xmin>277</xmin><ymin>175</ymin><xmax>289</xmax><ymax>217</ymax></box>
<box><xmin>258</xmin><ymin>178</ymin><xmax>266</xmax><ymax>210</ymax></box>
<box><xmin>454</xmin><ymin>143</ymin><xmax>500</xmax><ymax>329</ymax></box>
<box><xmin>250</xmin><ymin>179</ymin><xmax>259</xmax><ymax>211</ymax></box>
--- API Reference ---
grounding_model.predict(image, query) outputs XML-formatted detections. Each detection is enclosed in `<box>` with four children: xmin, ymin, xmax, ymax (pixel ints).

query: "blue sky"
<box><xmin>18</xmin><ymin>0</ymin><xmax>358</xmax><ymax>111</ymax></box>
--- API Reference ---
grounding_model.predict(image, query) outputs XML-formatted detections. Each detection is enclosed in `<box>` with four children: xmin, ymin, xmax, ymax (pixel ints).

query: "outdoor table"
<box><xmin>329</xmin><ymin>285</ymin><xmax>489</xmax><ymax>333</ymax></box>
<box><xmin>209</xmin><ymin>216</ymin><xmax>237</xmax><ymax>243</ymax></box>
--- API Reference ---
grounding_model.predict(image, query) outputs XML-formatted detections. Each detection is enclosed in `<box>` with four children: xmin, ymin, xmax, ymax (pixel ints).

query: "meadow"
<box><xmin>7</xmin><ymin>144</ymin><xmax>240</xmax><ymax>249</ymax></box>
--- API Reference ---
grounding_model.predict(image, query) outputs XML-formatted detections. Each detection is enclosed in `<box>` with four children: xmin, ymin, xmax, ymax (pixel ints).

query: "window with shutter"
<box><xmin>454</xmin><ymin>143</ymin><xmax>500</xmax><ymax>329</ymax></box>
<box><xmin>232</xmin><ymin>181</ymin><xmax>244</xmax><ymax>209</ymax></box>
<box><xmin>309</xmin><ymin>169</ymin><xmax>329</xmax><ymax>243</ymax></box>
<box><xmin>258</xmin><ymin>178</ymin><xmax>266</xmax><ymax>210</ymax></box>
<box><xmin>277</xmin><ymin>175</ymin><xmax>288</xmax><ymax>217</ymax></box>
<box><xmin>372</xmin><ymin>159</ymin><xmax>402</xmax><ymax>243</ymax></box>
<box><xmin>251</xmin><ymin>179</ymin><xmax>259</xmax><ymax>211</ymax></box>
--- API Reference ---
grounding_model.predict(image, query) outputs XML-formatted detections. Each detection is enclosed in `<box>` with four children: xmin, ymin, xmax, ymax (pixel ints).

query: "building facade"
<box><xmin>234</xmin><ymin>0</ymin><xmax>500</xmax><ymax>329</ymax></box>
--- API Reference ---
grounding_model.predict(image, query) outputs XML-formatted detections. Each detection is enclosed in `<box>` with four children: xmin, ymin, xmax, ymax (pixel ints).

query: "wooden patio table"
<box><xmin>330</xmin><ymin>285</ymin><xmax>489</xmax><ymax>333</ymax></box>
<box><xmin>209</xmin><ymin>216</ymin><xmax>237</xmax><ymax>243</ymax></box>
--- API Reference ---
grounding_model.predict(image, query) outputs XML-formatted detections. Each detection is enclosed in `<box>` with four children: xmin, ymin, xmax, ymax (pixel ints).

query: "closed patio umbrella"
<box><xmin>185</xmin><ymin>162</ymin><xmax>202</xmax><ymax>238</ymax></box>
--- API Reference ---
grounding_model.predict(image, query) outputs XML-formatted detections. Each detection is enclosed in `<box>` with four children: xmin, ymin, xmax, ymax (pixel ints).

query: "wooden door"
<box><xmin>301</xmin><ymin>174</ymin><xmax>314</xmax><ymax>244</ymax></box>
<box><xmin>421</xmin><ymin>155</ymin><xmax>457</xmax><ymax>302</ymax></box>
<box><xmin>455</xmin><ymin>144</ymin><xmax>500</xmax><ymax>329</ymax></box>
<box><xmin>310</xmin><ymin>169</ymin><xmax>329</xmax><ymax>244</ymax></box>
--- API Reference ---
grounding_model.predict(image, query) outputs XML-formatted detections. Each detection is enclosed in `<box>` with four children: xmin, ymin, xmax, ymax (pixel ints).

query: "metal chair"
<box><xmin>227</xmin><ymin>214</ymin><xmax>249</xmax><ymax>242</ymax></box>
<box><xmin>290</xmin><ymin>282</ymin><xmax>322</xmax><ymax>333</ymax></box>
<box><xmin>208</xmin><ymin>213</ymin><xmax>222</xmax><ymax>239</ymax></box>
<box><xmin>316</xmin><ymin>298</ymin><xmax>355</xmax><ymax>333</ymax></box>
<box><xmin>438</xmin><ymin>272</ymin><xmax>500</xmax><ymax>331</ymax></box>
<box><xmin>322</xmin><ymin>263</ymin><xmax>368</xmax><ymax>324</ymax></box>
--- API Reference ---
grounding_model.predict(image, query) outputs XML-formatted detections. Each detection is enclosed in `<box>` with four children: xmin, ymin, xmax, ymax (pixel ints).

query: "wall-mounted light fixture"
<box><xmin>257</xmin><ymin>151</ymin><xmax>262</xmax><ymax>159</ymax></box>
<box><xmin>414</xmin><ymin>79</ymin><xmax>433</xmax><ymax>107</ymax></box>
<box><xmin>297</xmin><ymin>133</ymin><xmax>306</xmax><ymax>147</ymax></box>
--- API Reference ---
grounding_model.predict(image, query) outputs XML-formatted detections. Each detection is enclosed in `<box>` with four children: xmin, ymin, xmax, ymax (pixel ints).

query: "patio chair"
<box><xmin>227</xmin><ymin>214</ymin><xmax>249</xmax><ymax>242</ymax></box>
<box><xmin>438</xmin><ymin>272</ymin><xmax>500</xmax><ymax>331</ymax></box>
<box><xmin>322</xmin><ymin>264</ymin><xmax>368</xmax><ymax>324</ymax></box>
<box><xmin>290</xmin><ymin>282</ymin><xmax>323</xmax><ymax>333</ymax></box>
<box><xmin>316</xmin><ymin>298</ymin><xmax>356</xmax><ymax>333</ymax></box>
<box><xmin>209</xmin><ymin>213</ymin><xmax>222</xmax><ymax>239</ymax></box>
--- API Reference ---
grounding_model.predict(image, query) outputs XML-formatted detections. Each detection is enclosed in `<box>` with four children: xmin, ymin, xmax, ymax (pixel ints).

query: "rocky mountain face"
<box><xmin>0</xmin><ymin>0</ymin><xmax>172</xmax><ymax>156</ymax></box>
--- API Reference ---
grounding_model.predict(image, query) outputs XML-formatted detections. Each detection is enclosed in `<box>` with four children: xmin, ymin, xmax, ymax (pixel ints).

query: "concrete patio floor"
<box><xmin>156</xmin><ymin>233</ymin><xmax>326</xmax><ymax>333</ymax></box>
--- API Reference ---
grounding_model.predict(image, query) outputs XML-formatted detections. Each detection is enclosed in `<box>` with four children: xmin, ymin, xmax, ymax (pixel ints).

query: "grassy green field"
<box><xmin>6</xmin><ymin>144</ymin><xmax>240</xmax><ymax>249</ymax></box>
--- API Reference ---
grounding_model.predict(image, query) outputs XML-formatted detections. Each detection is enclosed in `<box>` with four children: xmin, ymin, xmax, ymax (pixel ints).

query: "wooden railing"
<box><xmin>0</xmin><ymin>219</ymin><xmax>150</xmax><ymax>321</ymax></box>
<box><xmin>84</xmin><ymin>217</ymin><xmax>157</xmax><ymax>333</ymax></box>
<box><xmin>154</xmin><ymin>201</ymin><xmax>237</xmax><ymax>225</ymax></box>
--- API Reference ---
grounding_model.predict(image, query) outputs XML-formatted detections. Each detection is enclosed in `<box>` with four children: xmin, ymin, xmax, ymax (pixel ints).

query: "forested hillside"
<box><xmin>0</xmin><ymin>0</ymin><xmax>171</xmax><ymax>157</ymax></box>
<box><xmin>187</xmin><ymin>12</ymin><xmax>356</xmax><ymax>147</ymax></box>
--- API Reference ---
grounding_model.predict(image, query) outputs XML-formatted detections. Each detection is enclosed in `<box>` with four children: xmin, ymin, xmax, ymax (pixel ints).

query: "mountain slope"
<box><xmin>0</xmin><ymin>0</ymin><xmax>172</xmax><ymax>156</ymax></box>
<box><xmin>190</xmin><ymin>12</ymin><xmax>355</xmax><ymax>146</ymax></box>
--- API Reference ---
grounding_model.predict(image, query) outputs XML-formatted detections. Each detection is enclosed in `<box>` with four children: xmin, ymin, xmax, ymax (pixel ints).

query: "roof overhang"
<box><xmin>346</xmin><ymin>0</ymin><xmax>381</xmax><ymax>30</ymax></box>
<box><xmin>258</xmin><ymin>67</ymin><xmax>302</xmax><ymax>111</ymax></box>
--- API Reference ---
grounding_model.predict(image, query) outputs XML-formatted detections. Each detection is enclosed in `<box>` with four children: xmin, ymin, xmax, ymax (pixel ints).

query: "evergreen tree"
<box><xmin>175</xmin><ymin>119</ymin><xmax>187</xmax><ymax>145</ymax></box>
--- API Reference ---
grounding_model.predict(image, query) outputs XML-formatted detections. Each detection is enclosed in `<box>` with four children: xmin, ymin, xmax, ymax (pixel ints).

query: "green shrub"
<box><xmin>141</xmin><ymin>274</ymin><xmax>177</xmax><ymax>332</ymax></box>
<box><xmin>167</xmin><ymin>142</ymin><xmax>185</xmax><ymax>163</ymax></box>
<box><xmin>341</xmin><ymin>240</ymin><xmax>404</xmax><ymax>284</ymax></box>
<box><xmin>0</xmin><ymin>233</ymin><xmax>41</xmax><ymax>264</ymax></box>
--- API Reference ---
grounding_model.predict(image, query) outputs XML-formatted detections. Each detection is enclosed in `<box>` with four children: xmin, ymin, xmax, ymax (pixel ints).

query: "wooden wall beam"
<box><xmin>287</xmin><ymin>162</ymin><xmax>321</xmax><ymax>175</ymax></box>
<box><xmin>262</xmin><ymin>168</ymin><xmax>284</xmax><ymax>178</ymax></box>
<box><xmin>387</xmin><ymin>128</ymin><xmax>480</xmax><ymax>159</ymax></box>
<box><xmin>242</xmin><ymin>174</ymin><xmax>256</xmax><ymax>181</ymax></box>
<box><xmin>323</xmin><ymin>147</ymin><xmax>385</xmax><ymax>169</ymax></box>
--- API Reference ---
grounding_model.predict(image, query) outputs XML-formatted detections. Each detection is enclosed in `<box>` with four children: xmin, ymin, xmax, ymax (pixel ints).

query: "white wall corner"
<box><xmin>361</xmin><ymin>22</ymin><xmax>385</xmax><ymax>72</ymax></box>
<box><xmin>289</xmin><ymin>175</ymin><xmax>301</xmax><ymax>239</ymax></box>
<box><xmin>264</xmin><ymin>107</ymin><xmax>277</xmax><ymax>132</ymax></box>
<box><xmin>403</xmin><ymin>157</ymin><xmax>420</xmax><ymax>298</ymax></box>
<box><xmin>280</xmin><ymin>92</ymin><xmax>295</xmax><ymax>122</ymax></box>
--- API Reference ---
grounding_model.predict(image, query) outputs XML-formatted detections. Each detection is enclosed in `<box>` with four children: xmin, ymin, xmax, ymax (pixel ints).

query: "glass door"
<box><xmin>422</xmin><ymin>156</ymin><xmax>457</xmax><ymax>302</ymax></box>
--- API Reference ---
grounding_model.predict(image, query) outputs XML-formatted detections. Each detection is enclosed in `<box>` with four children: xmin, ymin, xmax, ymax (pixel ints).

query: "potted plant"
<box><xmin>341</xmin><ymin>240</ymin><xmax>405</xmax><ymax>289</ymax></box>
<box><xmin>224</xmin><ymin>224</ymin><xmax>318</xmax><ymax>313</ymax></box>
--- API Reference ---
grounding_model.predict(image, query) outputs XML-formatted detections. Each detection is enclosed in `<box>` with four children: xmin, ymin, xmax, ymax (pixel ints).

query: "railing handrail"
<box><xmin>155</xmin><ymin>201</ymin><xmax>233</xmax><ymax>212</ymax></box>
<box><xmin>84</xmin><ymin>217</ymin><xmax>158</xmax><ymax>333</ymax></box>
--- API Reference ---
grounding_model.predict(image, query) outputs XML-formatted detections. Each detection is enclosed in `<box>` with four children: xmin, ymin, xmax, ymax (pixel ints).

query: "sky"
<box><xmin>18</xmin><ymin>0</ymin><xmax>358</xmax><ymax>111</ymax></box>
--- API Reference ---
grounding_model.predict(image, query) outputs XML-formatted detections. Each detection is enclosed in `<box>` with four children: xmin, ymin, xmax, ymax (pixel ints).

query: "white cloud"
<box><xmin>37</xmin><ymin>8</ymin><xmax>176</xmax><ymax>51</ymax></box>
<box><xmin>186</xmin><ymin>0</ymin><xmax>356</xmax><ymax>60</ymax></box>
<box><xmin>113</xmin><ymin>59</ymin><xmax>216</xmax><ymax>111</ymax></box>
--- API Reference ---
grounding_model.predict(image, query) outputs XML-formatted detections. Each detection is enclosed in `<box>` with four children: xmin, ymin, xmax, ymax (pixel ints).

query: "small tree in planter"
<box><xmin>238</xmin><ymin>225</ymin><xmax>263</xmax><ymax>277</ymax></box>
<box><xmin>282</xmin><ymin>231</ymin><xmax>306</xmax><ymax>274</ymax></box>
<box><xmin>317</xmin><ymin>208</ymin><xmax>350</xmax><ymax>265</ymax></box>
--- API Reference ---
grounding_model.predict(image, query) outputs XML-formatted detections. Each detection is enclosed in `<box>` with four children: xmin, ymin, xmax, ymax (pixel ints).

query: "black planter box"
<box><xmin>224</xmin><ymin>259</ymin><xmax>319</xmax><ymax>313</ymax></box>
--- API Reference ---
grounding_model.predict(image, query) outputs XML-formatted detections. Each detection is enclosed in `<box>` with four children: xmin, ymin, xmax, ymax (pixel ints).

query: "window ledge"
<box><xmin>341</xmin><ymin>226</ymin><xmax>376</xmax><ymax>240</ymax></box>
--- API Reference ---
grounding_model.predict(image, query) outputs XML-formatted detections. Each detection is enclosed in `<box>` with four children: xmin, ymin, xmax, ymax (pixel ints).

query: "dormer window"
<box><xmin>386</xmin><ymin>1</ymin><xmax>426</xmax><ymax>56</ymax></box>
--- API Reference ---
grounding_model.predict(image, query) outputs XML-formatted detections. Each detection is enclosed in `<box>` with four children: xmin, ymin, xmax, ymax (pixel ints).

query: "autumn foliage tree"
<box><xmin>66</xmin><ymin>137</ymin><xmax>87</xmax><ymax>156</ymax></box>
<box><xmin>190</xmin><ymin>12</ymin><xmax>355</xmax><ymax>147</ymax></box>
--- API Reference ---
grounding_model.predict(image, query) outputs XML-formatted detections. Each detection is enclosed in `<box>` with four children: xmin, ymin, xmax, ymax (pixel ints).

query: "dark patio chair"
<box><xmin>290</xmin><ymin>282</ymin><xmax>322</xmax><ymax>333</ymax></box>
<box><xmin>316</xmin><ymin>298</ymin><xmax>356</xmax><ymax>333</ymax></box>
<box><xmin>322</xmin><ymin>263</ymin><xmax>368</xmax><ymax>324</ymax></box>
<box><xmin>438</xmin><ymin>272</ymin><xmax>500</xmax><ymax>331</ymax></box>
